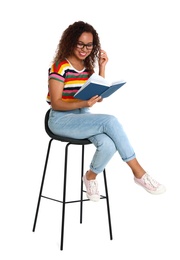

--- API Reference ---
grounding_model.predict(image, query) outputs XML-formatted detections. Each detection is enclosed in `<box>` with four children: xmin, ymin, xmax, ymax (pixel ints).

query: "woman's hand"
<box><xmin>97</xmin><ymin>97</ymin><xmax>103</xmax><ymax>102</ymax></box>
<box><xmin>98</xmin><ymin>49</ymin><xmax>108</xmax><ymax>78</ymax></box>
<box><xmin>85</xmin><ymin>95</ymin><xmax>102</xmax><ymax>107</ymax></box>
<box><xmin>98</xmin><ymin>49</ymin><xmax>108</xmax><ymax>67</ymax></box>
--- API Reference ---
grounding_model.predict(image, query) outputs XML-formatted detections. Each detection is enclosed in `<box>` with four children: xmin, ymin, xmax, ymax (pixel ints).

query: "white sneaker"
<box><xmin>134</xmin><ymin>173</ymin><xmax>166</xmax><ymax>194</ymax></box>
<box><xmin>83</xmin><ymin>174</ymin><xmax>100</xmax><ymax>202</ymax></box>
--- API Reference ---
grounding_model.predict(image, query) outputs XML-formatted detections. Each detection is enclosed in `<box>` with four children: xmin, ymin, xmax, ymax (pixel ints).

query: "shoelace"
<box><xmin>144</xmin><ymin>174</ymin><xmax>160</xmax><ymax>188</ymax></box>
<box><xmin>88</xmin><ymin>180</ymin><xmax>99</xmax><ymax>195</ymax></box>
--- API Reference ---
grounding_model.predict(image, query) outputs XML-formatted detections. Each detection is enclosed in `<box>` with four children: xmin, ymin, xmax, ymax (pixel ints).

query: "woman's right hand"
<box><xmin>85</xmin><ymin>95</ymin><xmax>102</xmax><ymax>107</ymax></box>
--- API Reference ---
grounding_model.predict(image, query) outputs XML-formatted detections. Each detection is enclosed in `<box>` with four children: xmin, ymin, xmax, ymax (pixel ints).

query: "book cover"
<box><xmin>74</xmin><ymin>73</ymin><xmax>126</xmax><ymax>100</ymax></box>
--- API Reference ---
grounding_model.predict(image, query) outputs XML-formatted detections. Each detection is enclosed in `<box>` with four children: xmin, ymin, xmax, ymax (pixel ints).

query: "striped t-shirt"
<box><xmin>46</xmin><ymin>59</ymin><xmax>90</xmax><ymax>104</ymax></box>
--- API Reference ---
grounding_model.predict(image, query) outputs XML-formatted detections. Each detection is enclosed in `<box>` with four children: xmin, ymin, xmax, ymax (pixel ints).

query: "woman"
<box><xmin>47</xmin><ymin>21</ymin><xmax>166</xmax><ymax>201</ymax></box>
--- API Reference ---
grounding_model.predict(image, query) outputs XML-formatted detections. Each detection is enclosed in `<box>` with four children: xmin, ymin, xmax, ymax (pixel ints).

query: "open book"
<box><xmin>74</xmin><ymin>73</ymin><xmax>126</xmax><ymax>100</ymax></box>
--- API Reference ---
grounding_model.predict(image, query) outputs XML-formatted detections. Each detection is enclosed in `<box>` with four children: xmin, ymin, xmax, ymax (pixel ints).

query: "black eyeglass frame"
<box><xmin>76</xmin><ymin>41</ymin><xmax>93</xmax><ymax>50</ymax></box>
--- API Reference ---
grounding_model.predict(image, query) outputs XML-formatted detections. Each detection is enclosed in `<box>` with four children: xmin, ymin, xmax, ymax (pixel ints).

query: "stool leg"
<box><xmin>80</xmin><ymin>145</ymin><xmax>85</xmax><ymax>224</ymax></box>
<box><xmin>60</xmin><ymin>142</ymin><xmax>70</xmax><ymax>251</ymax></box>
<box><xmin>103</xmin><ymin>169</ymin><xmax>113</xmax><ymax>240</ymax></box>
<box><xmin>32</xmin><ymin>139</ymin><xmax>53</xmax><ymax>232</ymax></box>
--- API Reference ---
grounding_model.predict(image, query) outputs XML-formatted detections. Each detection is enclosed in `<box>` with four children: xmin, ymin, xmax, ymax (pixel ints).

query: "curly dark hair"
<box><xmin>53</xmin><ymin>21</ymin><xmax>101</xmax><ymax>74</ymax></box>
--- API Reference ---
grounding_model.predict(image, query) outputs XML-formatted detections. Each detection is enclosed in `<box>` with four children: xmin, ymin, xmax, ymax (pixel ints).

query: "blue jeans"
<box><xmin>48</xmin><ymin>108</ymin><xmax>136</xmax><ymax>174</ymax></box>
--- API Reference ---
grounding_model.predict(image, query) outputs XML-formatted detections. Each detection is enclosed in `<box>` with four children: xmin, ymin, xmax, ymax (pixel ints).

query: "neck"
<box><xmin>67</xmin><ymin>56</ymin><xmax>84</xmax><ymax>70</ymax></box>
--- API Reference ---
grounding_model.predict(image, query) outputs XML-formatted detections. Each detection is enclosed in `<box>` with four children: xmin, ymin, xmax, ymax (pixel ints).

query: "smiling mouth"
<box><xmin>79</xmin><ymin>51</ymin><xmax>87</xmax><ymax>57</ymax></box>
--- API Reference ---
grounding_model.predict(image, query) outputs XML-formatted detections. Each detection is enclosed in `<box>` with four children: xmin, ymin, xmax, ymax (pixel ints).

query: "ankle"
<box><xmin>134</xmin><ymin>171</ymin><xmax>146</xmax><ymax>179</ymax></box>
<box><xmin>86</xmin><ymin>170</ymin><xmax>97</xmax><ymax>180</ymax></box>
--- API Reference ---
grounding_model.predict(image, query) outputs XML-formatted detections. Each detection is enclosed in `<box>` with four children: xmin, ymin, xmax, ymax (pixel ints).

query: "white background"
<box><xmin>1</xmin><ymin>0</ymin><xmax>180</xmax><ymax>259</ymax></box>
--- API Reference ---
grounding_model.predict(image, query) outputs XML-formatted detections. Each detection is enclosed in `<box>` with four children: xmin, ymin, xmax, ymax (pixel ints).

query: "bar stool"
<box><xmin>32</xmin><ymin>109</ymin><xmax>113</xmax><ymax>250</ymax></box>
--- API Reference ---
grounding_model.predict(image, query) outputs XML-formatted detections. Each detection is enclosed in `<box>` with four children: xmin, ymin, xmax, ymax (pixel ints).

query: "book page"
<box><xmin>91</xmin><ymin>73</ymin><xmax>125</xmax><ymax>87</ymax></box>
<box><xmin>89</xmin><ymin>73</ymin><xmax>110</xmax><ymax>85</ymax></box>
<box><xmin>76</xmin><ymin>73</ymin><xmax>110</xmax><ymax>94</ymax></box>
<box><xmin>90</xmin><ymin>73</ymin><xmax>110</xmax><ymax>86</ymax></box>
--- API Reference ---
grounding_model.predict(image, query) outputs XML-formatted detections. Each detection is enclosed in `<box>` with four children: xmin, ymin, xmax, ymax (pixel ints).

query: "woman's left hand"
<box><xmin>98</xmin><ymin>49</ymin><xmax>108</xmax><ymax>67</ymax></box>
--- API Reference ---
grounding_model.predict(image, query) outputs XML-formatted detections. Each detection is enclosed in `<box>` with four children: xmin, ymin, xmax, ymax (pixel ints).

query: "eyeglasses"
<box><xmin>76</xmin><ymin>41</ymin><xmax>93</xmax><ymax>50</ymax></box>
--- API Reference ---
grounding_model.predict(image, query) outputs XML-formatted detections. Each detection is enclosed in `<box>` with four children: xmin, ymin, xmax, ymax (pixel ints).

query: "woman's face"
<box><xmin>73</xmin><ymin>32</ymin><xmax>93</xmax><ymax>60</ymax></box>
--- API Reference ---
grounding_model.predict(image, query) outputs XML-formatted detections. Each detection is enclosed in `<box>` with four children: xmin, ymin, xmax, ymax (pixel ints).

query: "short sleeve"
<box><xmin>48</xmin><ymin>62</ymin><xmax>66</xmax><ymax>83</ymax></box>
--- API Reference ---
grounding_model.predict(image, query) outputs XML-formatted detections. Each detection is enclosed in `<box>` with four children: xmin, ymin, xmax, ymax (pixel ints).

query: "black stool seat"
<box><xmin>32</xmin><ymin>109</ymin><xmax>113</xmax><ymax>250</ymax></box>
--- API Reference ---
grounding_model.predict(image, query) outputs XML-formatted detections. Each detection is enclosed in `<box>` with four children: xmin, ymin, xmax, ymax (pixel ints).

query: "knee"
<box><xmin>105</xmin><ymin>114</ymin><xmax>122</xmax><ymax>128</ymax></box>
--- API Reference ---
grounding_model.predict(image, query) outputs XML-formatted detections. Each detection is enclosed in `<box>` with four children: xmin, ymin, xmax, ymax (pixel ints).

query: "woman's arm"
<box><xmin>49</xmin><ymin>79</ymin><xmax>101</xmax><ymax>111</ymax></box>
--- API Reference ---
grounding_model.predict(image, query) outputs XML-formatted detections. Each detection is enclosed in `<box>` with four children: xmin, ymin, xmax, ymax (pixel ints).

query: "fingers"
<box><xmin>100</xmin><ymin>49</ymin><xmax>107</xmax><ymax>55</ymax></box>
<box><xmin>92</xmin><ymin>95</ymin><xmax>102</xmax><ymax>100</ymax></box>
<box><xmin>90</xmin><ymin>95</ymin><xmax>101</xmax><ymax>103</ymax></box>
<box><xmin>100</xmin><ymin>50</ymin><xmax>106</xmax><ymax>55</ymax></box>
<box><xmin>99</xmin><ymin>49</ymin><xmax>108</xmax><ymax>65</ymax></box>
<box><xmin>86</xmin><ymin>95</ymin><xmax>101</xmax><ymax>107</ymax></box>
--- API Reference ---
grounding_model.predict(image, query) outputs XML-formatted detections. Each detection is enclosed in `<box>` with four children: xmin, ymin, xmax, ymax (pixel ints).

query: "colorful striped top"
<box><xmin>46</xmin><ymin>59</ymin><xmax>90</xmax><ymax>104</ymax></box>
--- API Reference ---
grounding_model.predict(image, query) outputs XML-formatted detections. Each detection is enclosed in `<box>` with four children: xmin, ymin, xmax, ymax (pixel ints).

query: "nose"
<box><xmin>82</xmin><ymin>45</ymin><xmax>87</xmax><ymax>50</ymax></box>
